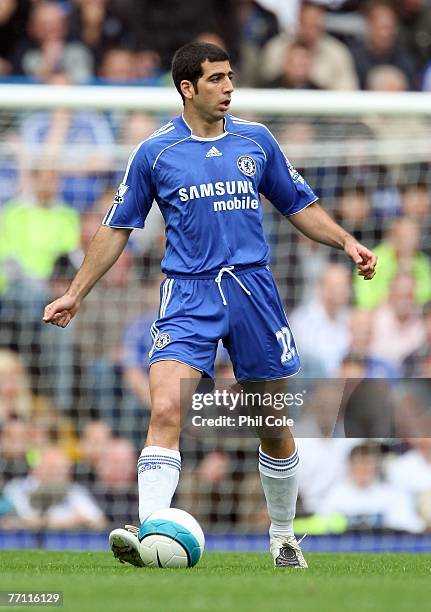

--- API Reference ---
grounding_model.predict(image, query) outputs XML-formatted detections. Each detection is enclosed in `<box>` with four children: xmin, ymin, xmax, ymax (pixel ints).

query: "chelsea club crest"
<box><xmin>237</xmin><ymin>155</ymin><xmax>256</xmax><ymax>177</ymax></box>
<box><xmin>155</xmin><ymin>333</ymin><xmax>171</xmax><ymax>350</ymax></box>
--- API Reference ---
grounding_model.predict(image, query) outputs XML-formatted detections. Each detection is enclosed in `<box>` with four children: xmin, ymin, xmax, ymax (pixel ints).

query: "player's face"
<box><xmin>191</xmin><ymin>60</ymin><xmax>234</xmax><ymax>121</ymax></box>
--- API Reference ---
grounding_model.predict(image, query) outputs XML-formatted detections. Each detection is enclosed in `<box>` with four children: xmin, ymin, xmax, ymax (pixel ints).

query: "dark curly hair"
<box><xmin>171</xmin><ymin>42</ymin><xmax>230</xmax><ymax>103</ymax></box>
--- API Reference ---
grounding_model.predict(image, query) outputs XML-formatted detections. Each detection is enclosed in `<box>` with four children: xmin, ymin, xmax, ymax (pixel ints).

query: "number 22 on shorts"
<box><xmin>275</xmin><ymin>326</ymin><xmax>296</xmax><ymax>363</ymax></box>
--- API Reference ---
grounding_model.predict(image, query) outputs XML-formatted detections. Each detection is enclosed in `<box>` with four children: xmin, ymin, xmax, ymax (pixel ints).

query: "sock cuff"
<box><xmin>138</xmin><ymin>446</ymin><xmax>181</xmax><ymax>472</ymax></box>
<box><xmin>258</xmin><ymin>445</ymin><xmax>299</xmax><ymax>478</ymax></box>
<box><xmin>141</xmin><ymin>446</ymin><xmax>181</xmax><ymax>459</ymax></box>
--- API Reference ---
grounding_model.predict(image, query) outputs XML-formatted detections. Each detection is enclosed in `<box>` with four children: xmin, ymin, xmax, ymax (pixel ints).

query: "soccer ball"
<box><xmin>138</xmin><ymin>508</ymin><xmax>205</xmax><ymax>568</ymax></box>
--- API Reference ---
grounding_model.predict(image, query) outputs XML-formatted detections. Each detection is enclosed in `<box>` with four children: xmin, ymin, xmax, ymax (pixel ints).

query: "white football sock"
<box><xmin>258</xmin><ymin>445</ymin><xmax>299</xmax><ymax>539</ymax></box>
<box><xmin>137</xmin><ymin>445</ymin><xmax>181</xmax><ymax>523</ymax></box>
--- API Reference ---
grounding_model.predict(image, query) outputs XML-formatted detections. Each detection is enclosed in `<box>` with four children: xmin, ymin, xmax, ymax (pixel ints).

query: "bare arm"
<box><xmin>43</xmin><ymin>225</ymin><xmax>131</xmax><ymax>327</ymax></box>
<box><xmin>288</xmin><ymin>202</ymin><xmax>377</xmax><ymax>280</ymax></box>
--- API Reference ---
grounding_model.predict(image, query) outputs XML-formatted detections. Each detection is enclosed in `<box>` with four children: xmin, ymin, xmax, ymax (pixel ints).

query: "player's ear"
<box><xmin>181</xmin><ymin>79</ymin><xmax>195</xmax><ymax>100</ymax></box>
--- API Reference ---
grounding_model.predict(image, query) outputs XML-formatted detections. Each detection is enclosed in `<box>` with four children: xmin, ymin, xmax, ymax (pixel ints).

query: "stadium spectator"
<box><xmin>259</xmin><ymin>1</ymin><xmax>358</xmax><ymax>89</ymax></box>
<box><xmin>178</xmin><ymin>446</ymin><xmax>249</xmax><ymax>529</ymax></box>
<box><xmin>38</xmin><ymin>254</ymin><xmax>82</xmax><ymax>412</ymax></box>
<box><xmin>320</xmin><ymin>443</ymin><xmax>425</xmax><ymax>532</ymax></box>
<box><xmin>3</xmin><ymin>446</ymin><xmax>106</xmax><ymax>529</ymax></box>
<box><xmin>403</xmin><ymin>301</ymin><xmax>431</xmax><ymax>376</ymax></box>
<box><xmin>401</xmin><ymin>183</ymin><xmax>431</xmax><ymax>256</ymax></box>
<box><xmin>0</xmin><ymin>128</ymin><xmax>23</xmax><ymax>210</ymax></box>
<box><xmin>116</xmin><ymin>112</ymin><xmax>158</xmax><ymax>153</ymax></box>
<box><xmin>344</xmin><ymin>308</ymin><xmax>399</xmax><ymax>377</ymax></box>
<box><xmin>74</xmin><ymin>419</ymin><xmax>113</xmax><ymax>484</ymax></box>
<box><xmin>386</xmin><ymin>438</ymin><xmax>431</xmax><ymax>494</ymax></box>
<box><xmin>285</xmin><ymin>236</ymin><xmax>329</xmax><ymax>313</ymax></box>
<box><xmin>365</xmin><ymin>63</ymin><xmax>431</xmax><ymax>166</ymax></box>
<box><xmin>93</xmin><ymin>437</ymin><xmax>139</xmax><ymax>526</ymax></box>
<box><xmin>132</xmin><ymin>0</ymin><xmax>240</xmax><ymax>71</ymax></box>
<box><xmin>348</xmin><ymin>1</ymin><xmax>416</xmax><ymax>90</ymax></box>
<box><xmin>355</xmin><ymin>217</ymin><xmax>431</xmax><ymax>309</ymax></box>
<box><xmin>120</xmin><ymin>276</ymin><xmax>163</xmax><ymax>410</ymax></box>
<box><xmin>0</xmin><ymin>0</ymin><xmax>30</xmax><ymax>76</ymax></box>
<box><xmin>0</xmin><ymin>167</ymin><xmax>80</xmax><ymax>283</ymax></box>
<box><xmin>236</xmin><ymin>0</ymin><xmax>279</xmax><ymax>86</ymax></box>
<box><xmin>401</xmin><ymin>183</ymin><xmax>430</xmax><ymax>226</ymax></box>
<box><xmin>337</xmin><ymin>354</ymin><xmax>367</xmax><ymax>378</ymax></box>
<box><xmin>0</xmin><ymin>417</ymin><xmax>29</xmax><ymax>486</ymax></box>
<box><xmin>90</xmin><ymin>4</ymin><xmax>163</xmax><ymax>83</ymax></box>
<box><xmin>0</xmin><ymin>349</ymin><xmax>69</xmax><ymax>445</ymax></box>
<box><xmin>134</xmin><ymin>50</ymin><xmax>162</xmax><ymax>83</ymax></box>
<box><xmin>0</xmin><ymin>168</ymin><xmax>79</xmax><ymax>384</ymax></box>
<box><xmin>74</xmin><ymin>193</ymin><xmax>144</xmax><ymax>367</ymax></box>
<box><xmin>98</xmin><ymin>46</ymin><xmax>163</xmax><ymax>85</ymax></box>
<box><xmin>296</xmin><ymin>381</ymin><xmax>361</xmax><ymax>513</ymax></box>
<box><xmin>10</xmin><ymin>1</ymin><xmax>94</xmax><ymax>82</ymax></box>
<box><xmin>364</xmin><ymin>65</ymin><xmax>430</xmax><ymax>169</ymax></box>
<box><xmin>396</xmin><ymin>0</ymin><xmax>431</xmax><ymax>74</ymax></box>
<box><xmin>20</xmin><ymin>72</ymin><xmax>115</xmax><ymax>211</ymax></box>
<box><xmin>194</xmin><ymin>450</ymin><xmax>237</xmax><ymax>526</ymax></box>
<box><xmin>335</xmin><ymin>185</ymin><xmax>383</xmax><ymax>246</ymax></box>
<box><xmin>277</xmin><ymin>121</ymin><xmax>316</xmax><ymax>170</ymax></box>
<box><xmin>68</xmin><ymin>0</ymin><xmax>130</xmax><ymax>69</ymax></box>
<box><xmin>256</xmin><ymin>0</ymin><xmax>365</xmax><ymax>34</ymax></box>
<box><xmin>340</xmin><ymin>370</ymin><xmax>397</xmax><ymax>438</ymax></box>
<box><xmin>290</xmin><ymin>263</ymin><xmax>352</xmax><ymax>376</ymax></box>
<box><xmin>366</xmin><ymin>63</ymin><xmax>409</xmax><ymax>92</ymax></box>
<box><xmin>267</xmin><ymin>40</ymin><xmax>321</xmax><ymax>89</ymax></box>
<box><xmin>5</xmin><ymin>405</ymin><xmax>77</xmax><ymax>469</ymax></box>
<box><xmin>386</xmin><ymin>438</ymin><xmax>431</xmax><ymax>529</ymax></box>
<box><xmin>66</xmin><ymin>193</ymin><xmax>146</xmax><ymax>432</ymax></box>
<box><xmin>0</xmin><ymin>344</ymin><xmax>78</xmax><ymax>454</ymax></box>
<box><xmin>369</xmin><ymin>273</ymin><xmax>425</xmax><ymax>368</ymax></box>
<box><xmin>255</xmin><ymin>0</ymin><xmax>300</xmax><ymax>33</ymax></box>
<box><xmin>0</xmin><ymin>350</ymin><xmax>33</xmax><ymax>424</ymax></box>
<box><xmin>98</xmin><ymin>47</ymin><xmax>136</xmax><ymax>83</ymax></box>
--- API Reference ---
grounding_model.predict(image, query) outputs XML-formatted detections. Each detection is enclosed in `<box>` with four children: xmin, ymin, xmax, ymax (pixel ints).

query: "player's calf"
<box><xmin>146</xmin><ymin>397</ymin><xmax>182</xmax><ymax>448</ymax></box>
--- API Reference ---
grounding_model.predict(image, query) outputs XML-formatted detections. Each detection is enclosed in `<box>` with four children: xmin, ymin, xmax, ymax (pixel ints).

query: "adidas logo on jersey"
<box><xmin>206</xmin><ymin>146</ymin><xmax>223</xmax><ymax>158</ymax></box>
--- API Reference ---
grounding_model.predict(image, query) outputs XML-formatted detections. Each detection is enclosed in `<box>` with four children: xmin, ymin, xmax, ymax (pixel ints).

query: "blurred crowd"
<box><xmin>1</xmin><ymin>386</ymin><xmax>431</xmax><ymax>533</ymax></box>
<box><xmin>0</xmin><ymin>164</ymin><xmax>430</xmax><ymax>533</ymax></box>
<box><xmin>0</xmin><ymin>0</ymin><xmax>431</xmax><ymax>91</ymax></box>
<box><xmin>1</xmin><ymin>0</ymin><xmax>431</xmax><ymax>535</ymax></box>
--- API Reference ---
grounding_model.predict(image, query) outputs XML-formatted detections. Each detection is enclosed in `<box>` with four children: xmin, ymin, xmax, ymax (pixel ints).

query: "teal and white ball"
<box><xmin>138</xmin><ymin>508</ymin><xmax>205</xmax><ymax>568</ymax></box>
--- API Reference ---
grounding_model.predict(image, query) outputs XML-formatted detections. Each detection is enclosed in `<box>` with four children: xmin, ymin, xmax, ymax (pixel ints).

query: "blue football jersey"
<box><xmin>103</xmin><ymin>114</ymin><xmax>318</xmax><ymax>275</ymax></box>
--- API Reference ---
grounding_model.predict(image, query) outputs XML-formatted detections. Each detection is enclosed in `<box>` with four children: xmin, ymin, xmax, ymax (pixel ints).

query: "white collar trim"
<box><xmin>182</xmin><ymin>114</ymin><xmax>228</xmax><ymax>141</ymax></box>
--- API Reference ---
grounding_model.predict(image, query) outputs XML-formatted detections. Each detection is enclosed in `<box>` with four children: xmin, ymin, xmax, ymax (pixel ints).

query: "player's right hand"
<box><xmin>43</xmin><ymin>294</ymin><xmax>80</xmax><ymax>328</ymax></box>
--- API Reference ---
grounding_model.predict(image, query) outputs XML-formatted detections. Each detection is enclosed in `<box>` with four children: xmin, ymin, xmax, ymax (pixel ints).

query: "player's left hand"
<box><xmin>344</xmin><ymin>238</ymin><xmax>377</xmax><ymax>280</ymax></box>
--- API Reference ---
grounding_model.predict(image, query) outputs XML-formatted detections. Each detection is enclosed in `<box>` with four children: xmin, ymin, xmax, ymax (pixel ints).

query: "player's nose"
<box><xmin>224</xmin><ymin>77</ymin><xmax>234</xmax><ymax>93</ymax></box>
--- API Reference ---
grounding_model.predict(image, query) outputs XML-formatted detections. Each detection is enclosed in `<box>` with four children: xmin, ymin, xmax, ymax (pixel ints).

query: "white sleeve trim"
<box><xmin>285</xmin><ymin>197</ymin><xmax>319</xmax><ymax>217</ymax></box>
<box><xmin>101</xmin><ymin>222</ymin><xmax>143</xmax><ymax>230</ymax></box>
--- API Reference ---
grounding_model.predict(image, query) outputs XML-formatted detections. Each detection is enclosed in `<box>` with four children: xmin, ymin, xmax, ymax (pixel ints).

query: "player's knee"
<box><xmin>150</xmin><ymin>398</ymin><xmax>181</xmax><ymax>431</ymax></box>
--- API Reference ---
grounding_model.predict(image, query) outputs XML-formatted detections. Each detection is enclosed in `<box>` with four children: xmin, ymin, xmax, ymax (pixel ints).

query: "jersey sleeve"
<box><xmin>102</xmin><ymin>145</ymin><xmax>154</xmax><ymax>229</ymax></box>
<box><xmin>258</xmin><ymin>130</ymin><xmax>318</xmax><ymax>216</ymax></box>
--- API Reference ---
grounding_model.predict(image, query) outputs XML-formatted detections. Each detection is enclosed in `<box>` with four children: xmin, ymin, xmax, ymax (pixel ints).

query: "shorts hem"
<box><xmin>149</xmin><ymin>357</ymin><xmax>205</xmax><ymax>376</ymax></box>
<box><xmin>236</xmin><ymin>364</ymin><xmax>301</xmax><ymax>383</ymax></box>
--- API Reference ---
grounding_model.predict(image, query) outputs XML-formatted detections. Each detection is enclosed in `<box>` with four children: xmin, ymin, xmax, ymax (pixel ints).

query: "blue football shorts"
<box><xmin>148</xmin><ymin>264</ymin><xmax>300</xmax><ymax>382</ymax></box>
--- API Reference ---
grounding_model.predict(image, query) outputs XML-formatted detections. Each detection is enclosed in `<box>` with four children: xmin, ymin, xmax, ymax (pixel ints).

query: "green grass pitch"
<box><xmin>0</xmin><ymin>551</ymin><xmax>430</xmax><ymax>612</ymax></box>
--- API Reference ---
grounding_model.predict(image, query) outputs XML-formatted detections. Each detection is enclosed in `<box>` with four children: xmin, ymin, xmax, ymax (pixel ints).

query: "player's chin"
<box><xmin>215</xmin><ymin>104</ymin><xmax>230</xmax><ymax>117</ymax></box>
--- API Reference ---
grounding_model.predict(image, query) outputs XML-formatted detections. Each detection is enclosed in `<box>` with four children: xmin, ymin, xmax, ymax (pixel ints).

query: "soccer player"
<box><xmin>43</xmin><ymin>42</ymin><xmax>377</xmax><ymax>568</ymax></box>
